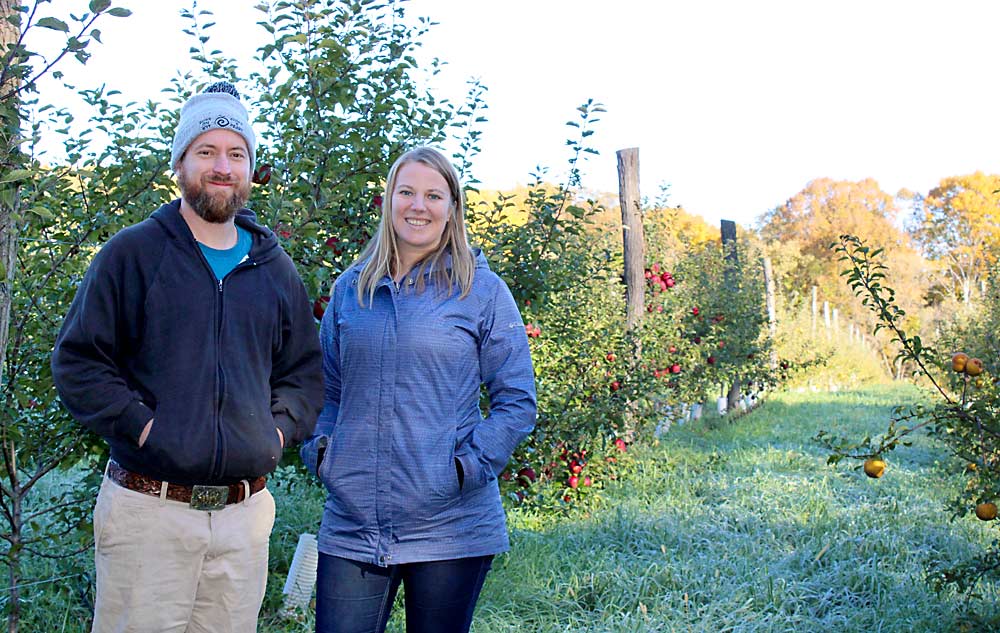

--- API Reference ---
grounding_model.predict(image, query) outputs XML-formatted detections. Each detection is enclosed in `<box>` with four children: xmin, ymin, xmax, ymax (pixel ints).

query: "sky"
<box><xmin>30</xmin><ymin>0</ymin><xmax>1000</xmax><ymax>228</ymax></box>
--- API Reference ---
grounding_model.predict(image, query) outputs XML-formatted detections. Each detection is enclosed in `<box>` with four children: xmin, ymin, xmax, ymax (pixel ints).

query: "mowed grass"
<box><xmin>465</xmin><ymin>384</ymin><xmax>1000</xmax><ymax>633</ymax></box>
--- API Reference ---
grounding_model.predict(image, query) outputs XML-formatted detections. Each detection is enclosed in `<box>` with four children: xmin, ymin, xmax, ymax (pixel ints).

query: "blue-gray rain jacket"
<box><xmin>301</xmin><ymin>250</ymin><xmax>536</xmax><ymax>566</ymax></box>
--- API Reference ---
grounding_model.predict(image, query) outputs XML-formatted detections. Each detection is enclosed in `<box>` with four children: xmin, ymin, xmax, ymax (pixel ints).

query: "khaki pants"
<box><xmin>91</xmin><ymin>475</ymin><xmax>276</xmax><ymax>633</ymax></box>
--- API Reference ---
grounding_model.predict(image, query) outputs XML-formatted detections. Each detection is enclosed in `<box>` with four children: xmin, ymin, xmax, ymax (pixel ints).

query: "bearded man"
<box><xmin>51</xmin><ymin>81</ymin><xmax>323</xmax><ymax>633</ymax></box>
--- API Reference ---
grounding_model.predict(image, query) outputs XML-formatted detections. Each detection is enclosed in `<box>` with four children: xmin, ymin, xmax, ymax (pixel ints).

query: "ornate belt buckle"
<box><xmin>190</xmin><ymin>484</ymin><xmax>229</xmax><ymax>511</ymax></box>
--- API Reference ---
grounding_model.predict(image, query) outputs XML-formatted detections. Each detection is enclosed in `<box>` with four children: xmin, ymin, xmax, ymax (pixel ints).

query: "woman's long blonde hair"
<box><xmin>355</xmin><ymin>146</ymin><xmax>476</xmax><ymax>306</ymax></box>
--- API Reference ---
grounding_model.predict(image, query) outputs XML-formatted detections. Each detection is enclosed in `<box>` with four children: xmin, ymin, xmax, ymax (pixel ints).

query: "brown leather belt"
<box><xmin>107</xmin><ymin>460</ymin><xmax>266</xmax><ymax>511</ymax></box>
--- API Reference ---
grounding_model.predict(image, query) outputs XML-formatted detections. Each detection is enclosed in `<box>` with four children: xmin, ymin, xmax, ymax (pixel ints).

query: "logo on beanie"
<box><xmin>197</xmin><ymin>116</ymin><xmax>245</xmax><ymax>132</ymax></box>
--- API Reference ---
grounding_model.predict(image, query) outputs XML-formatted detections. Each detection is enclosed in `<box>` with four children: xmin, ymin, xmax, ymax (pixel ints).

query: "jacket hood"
<box><xmin>151</xmin><ymin>199</ymin><xmax>282</xmax><ymax>264</ymax></box>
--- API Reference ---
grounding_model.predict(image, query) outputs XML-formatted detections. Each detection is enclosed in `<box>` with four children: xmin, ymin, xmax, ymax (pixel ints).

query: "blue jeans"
<box><xmin>314</xmin><ymin>553</ymin><xmax>493</xmax><ymax>633</ymax></box>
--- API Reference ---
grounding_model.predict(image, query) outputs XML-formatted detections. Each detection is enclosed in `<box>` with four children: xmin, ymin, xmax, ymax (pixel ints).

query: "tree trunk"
<box><xmin>1</xmin><ymin>4</ymin><xmax>22</xmax><ymax>631</ymax></box>
<box><xmin>0</xmin><ymin>0</ymin><xmax>20</xmax><ymax>396</ymax></box>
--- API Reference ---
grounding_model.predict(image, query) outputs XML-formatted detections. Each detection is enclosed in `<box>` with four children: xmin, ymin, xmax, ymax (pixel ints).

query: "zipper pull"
<box><xmin>218</xmin><ymin>279</ymin><xmax>223</xmax><ymax>292</ymax></box>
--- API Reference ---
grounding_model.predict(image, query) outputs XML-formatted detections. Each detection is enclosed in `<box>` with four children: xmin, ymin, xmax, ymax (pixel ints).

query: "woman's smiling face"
<box><xmin>391</xmin><ymin>160</ymin><xmax>453</xmax><ymax>272</ymax></box>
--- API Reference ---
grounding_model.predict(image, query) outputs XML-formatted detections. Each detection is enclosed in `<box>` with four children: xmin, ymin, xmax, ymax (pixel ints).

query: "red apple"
<box><xmin>707</xmin><ymin>355</ymin><xmax>716</xmax><ymax>365</ymax></box>
<box><xmin>516</xmin><ymin>467</ymin><xmax>537</xmax><ymax>487</ymax></box>
<box><xmin>252</xmin><ymin>163</ymin><xmax>272</xmax><ymax>185</ymax></box>
<box><xmin>313</xmin><ymin>295</ymin><xmax>330</xmax><ymax>320</ymax></box>
<box><xmin>670</xmin><ymin>364</ymin><xmax>681</xmax><ymax>374</ymax></box>
<box><xmin>568</xmin><ymin>475</ymin><xmax>579</xmax><ymax>489</ymax></box>
<box><xmin>610</xmin><ymin>381</ymin><xmax>620</xmax><ymax>392</ymax></box>
<box><xmin>583</xmin><ymin>476</ymin><xmax>592</xmax><ymax>487</ymax></box>
<box><xmin>325</xmin><ymin>236</ymin><xmax>344</xmax><ymax>256</ymax></box>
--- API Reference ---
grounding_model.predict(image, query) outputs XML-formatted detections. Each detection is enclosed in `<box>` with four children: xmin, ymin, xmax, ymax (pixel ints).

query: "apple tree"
<box><xmin>466</xmin><ymin>103</ymin><xmax>640</xmax><ymax>508</ymax></box>
<box><xmin>637</xmin><ymin>216</ymin><xmax>773</xmax><ymax>415</ymax></box>
<box><xmin>245</xmin><ymin>0</ymin><xmax>455</xmax><ymax>306</ymax></box>
<box><xmin>818</xmin><ymin>234</ymin><xmax>1000</xmax><ymax>607</ymax></box>
<box><xmin>0</xmin><ymin>2</ymin><xmax>174</xmax><ymax>630</ymax></box>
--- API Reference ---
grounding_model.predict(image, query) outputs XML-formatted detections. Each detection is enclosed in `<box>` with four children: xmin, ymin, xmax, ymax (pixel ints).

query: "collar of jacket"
<box><xmin>353</xmin><ymin>247</ymin><xmax>489</xmax><ymax>281</ymax></box>
<box><xmin>150</xmin><ymin>199</ymin><xmax>281</xmax><ymax>264</ymax></box>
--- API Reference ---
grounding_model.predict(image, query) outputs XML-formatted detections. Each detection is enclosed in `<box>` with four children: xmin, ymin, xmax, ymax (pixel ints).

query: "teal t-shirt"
<box><xmin>198</xmin><ymin>226</ymin><xmax>252</xmax><ymax>280</ymax></box>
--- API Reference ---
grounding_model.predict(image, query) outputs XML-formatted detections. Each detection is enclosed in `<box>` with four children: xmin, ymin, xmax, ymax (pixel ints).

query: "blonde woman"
<box><xmin>302</xmin><ymin>146</ymin><xmax>537</xmax><ymax>633</ymax></box>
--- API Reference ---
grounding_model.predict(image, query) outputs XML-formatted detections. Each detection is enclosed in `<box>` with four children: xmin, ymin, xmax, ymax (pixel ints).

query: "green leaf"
<box><xmin>28</xmin><ymin>206</ymin><xmax>53</xmax><ymax>220</ymax></box>
<box><xmin>67</xmin><ymin>37</ymin><xmax>88</xmax><ymax>52</ymax></box>
<box><xmin>0</xmin><ymin>168</ymin><xmax>34</xmax><ymax>183</ymax></box>
<box><xmin>36</xmin><ymin>17</ymin><xmax>69</xmax><ymax>32</ymax></box>
<box><xmin>107</xmin><ymin>7</ymin><xmax>132</xmax><ymax>17</ymax></box>
<box><xmin>89</xmin><ymin>0</ymin><xmax>112</xmax><ymax>12</ymax></box>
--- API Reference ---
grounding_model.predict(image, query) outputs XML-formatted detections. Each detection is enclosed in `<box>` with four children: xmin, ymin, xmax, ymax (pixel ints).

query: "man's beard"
<box><xmin>178</xmin><ymin>171</ymin><xmax>250</xmax><ymax>224</ymax></box>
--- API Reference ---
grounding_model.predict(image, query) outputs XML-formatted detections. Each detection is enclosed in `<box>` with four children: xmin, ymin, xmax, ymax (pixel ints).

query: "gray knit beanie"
<box><xmin>171</xmin><ymin>81</ymin><xmax>256</xmax><ymax>172</ymax></box>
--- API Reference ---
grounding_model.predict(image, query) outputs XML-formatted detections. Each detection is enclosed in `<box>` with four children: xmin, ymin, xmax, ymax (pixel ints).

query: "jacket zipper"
<box><xmin>208</xmin><ymin>256</ymin><xmax>256</xmax><ymax>480</ymax></box>
<box><xmin>193</xmin><ymin>237</ymin><xmax>256</xmax><ymax>481</ymax></box>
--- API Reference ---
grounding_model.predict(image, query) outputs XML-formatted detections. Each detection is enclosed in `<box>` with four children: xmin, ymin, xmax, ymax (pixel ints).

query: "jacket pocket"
<box><xmin>424</xmin><ymin>433</ymin><xmax>462</xmax><ymax>503</ymax></box>
<box><xmin>300</xmin><ymin>434</ymin><xmax>328</xmax><ymax>477</ymax></box>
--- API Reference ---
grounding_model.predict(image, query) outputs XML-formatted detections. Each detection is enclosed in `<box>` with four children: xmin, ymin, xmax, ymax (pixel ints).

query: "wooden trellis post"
<box><xmin>618</xmin><ymin>148</ymin><xmax>644</xmax><ymax>331</ymax></box>
<box><xmin>762</xmin><ymin>256</ymin><xmax>777</xmax><ymax>369</ymax></box>
<box><xmin>811</xmin><ymin>286</ymin><xmax>818</xmax><ymax>333</ymax></box>
<box><xmin>617</xmin><ymin>148</ymin><xmax>643</xmax><ymax>438</ymax></box>
<box><xmin>720</xmin><ymin>220</ymin><xmax>741</xmax><ymax>412</ymax></box>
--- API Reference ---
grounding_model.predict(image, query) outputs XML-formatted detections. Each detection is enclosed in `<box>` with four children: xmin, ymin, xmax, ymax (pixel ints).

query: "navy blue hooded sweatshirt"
<box><xmin>51</xmin><ymin>200</ymin><xmax>323</xmax><ymax>486</ymax></box>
